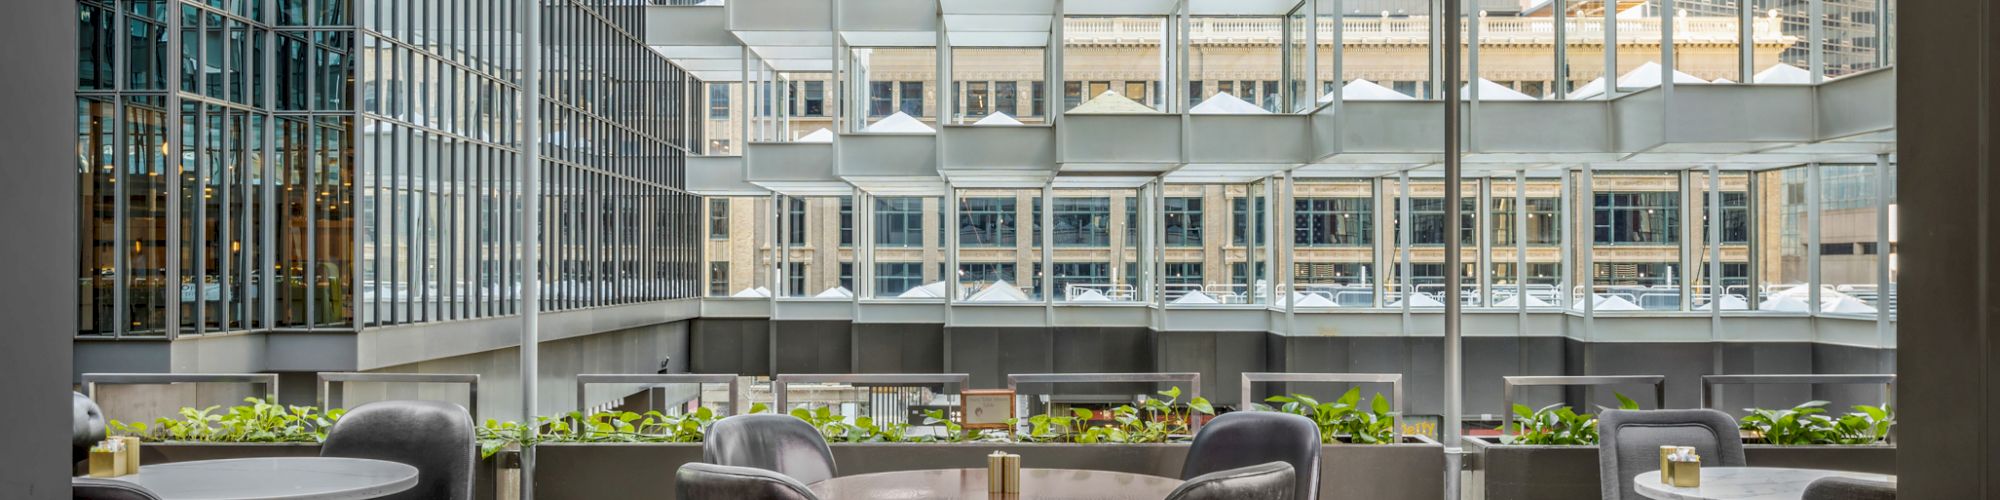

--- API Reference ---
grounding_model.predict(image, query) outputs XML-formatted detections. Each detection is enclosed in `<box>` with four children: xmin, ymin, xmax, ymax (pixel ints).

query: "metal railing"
<box><xmin>1500</xmin><ymin>375</ymin><xmax>1666</xmax><ymax>437</ymax></box>
<box><xmin>1242</xmin><ymin>372</ymin><xmax>1405</xmax><ymax>442</ymax></box>
<box><xmin>1007</xmin><ymin>372</ymin><xmax>1204</xmax><ymax>432</ymax></box>
<box><xmin>318</xmin><ymin>372</ymin><xmax>480</xmax><ymax>418</ymax></box>
<box><xmin>574</xmin><ymin>373</ymin><xmax>740</xmax><ymax>416</ymax></box>
<box><xmin>771</xmin><ymin>373</ymin><xmax>971</xmax><ymax>411</ymax></box>
<box><xmin>81</xmin><ymin>373</ymin><xmax>281</xmax><ymax>401</ymax></box>
<box><xmin>1699</xmin><ymin>374</ymin><xmax>1896</xmax><ymax>411</ymax></box>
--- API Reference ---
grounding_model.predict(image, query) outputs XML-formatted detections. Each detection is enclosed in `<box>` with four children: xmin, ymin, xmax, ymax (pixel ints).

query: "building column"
<box><xmin>1897</xmin><ymin>1</ymin><xmax>2000</xmax><ymax>496</ymax></box>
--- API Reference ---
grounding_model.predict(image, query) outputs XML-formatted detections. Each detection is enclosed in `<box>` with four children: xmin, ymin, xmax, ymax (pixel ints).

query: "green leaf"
<box><xmin>1188</xmin><ymin>397</ymin><xmax>1215</xmax><ymax>415</ymax></box>
<box><xmin>1371</xmin><ymin>393</ymin><xmax>1392</xmax><ymax>415</ymax></box>
<box><xmin>1614</xmin><ymin>392</ymin><xmax>1639</xmax><ymax>410</ymax></box>
<box><xmin>1158</xmin><ymin>386</ymin><xmax>1182</xmax><ymax>400</ymax></box>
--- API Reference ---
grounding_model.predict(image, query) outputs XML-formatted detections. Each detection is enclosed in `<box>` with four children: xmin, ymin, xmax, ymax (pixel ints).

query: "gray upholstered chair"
<box><xmin>73</xmin><ymin>392</ymin><xmax>107</xmax><ymax>464</ymax></box>
<box><xmin>703</xmin><ymin>414</ymin><xmax>837</xmax><ymax>485</ymax></box>
<box><xmin>676</xmin><ymin>462</ymin><xmax>821</xmax><ymax>500</ymax></box>
<box><xmin>1182</xmin><ymin>411</ymin><xmax>1321</xmax><ymax>500</ymax></box>
<box><xmin>1803</xmin><ymin>476</ymin><xmax>1897</xmax><ymax>500</ymax></box>
<box><xmin>1166</xmin><ymin>461</ymin><xmax>1296</xmax><ymax>500</ymax></box>
<box><xmin>72</xmin><ymin>477</ymin><xmax>163</xmax><ymax>500</ymax></box>
<box><xmin>1597</xmin><ymin>409</ymin><xmax>1746</xmax><ymax>500</ymax></box>
<box><xmin>321</xmin><ymin>400</ymin><xmax>475</xmax><ymax>500</ymax></box>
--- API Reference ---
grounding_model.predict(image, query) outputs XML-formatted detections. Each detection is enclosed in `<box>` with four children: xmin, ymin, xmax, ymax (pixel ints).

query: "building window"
<box><xmin>840</xmin><ymin>263</ymin><xmax>854</xmax><ymax>291</ymax></box>
<box><xmin>840</xmin><ymin>196</ymin><xmax>854</xmax><ymax>247</ymax></box>
<box><xmin>1165</xmin><ymin>262</ymin><xmax>1203</xmax><ymax>285</ymax></box>
<box><xmin>1052</xmin><ymin>197</ymin><xmax>1111</xmax><ymax>247</ymax></box>
<box><xmin>709</xmin><ymin>199</ymin><xmax>729</xmax><ymax>239</ymax></box>
<box><xmin>876</xmin><ymin>262</ymin><xmax>924</xmax><ymax>297</ymax></box>
<box><xmin>1165</xmin><ymin>197</ymin><xmax>1203</xmax><ymax>247</ymax></box>
<box><xmin>1029</xmin><ymin>81</ymin><xmax>1045</xmax><ymax>117</ymax></box>
<box><xmin>958</xmin><ymin>197</ymin><xmax>1016</xmax><ymax>247</ymax></box>
<box><xmin>876</xmin><ymin>197</ymin><xmax>924</xmax><ymax>247</ymax></box>
<box><xmin>709</xmin><ymin>262</ymin><xmax>730</xmax><ymax>296</ymax></box>
<box><xmin>965</xmin><ymin>81</ymin><xmax>989</xmax><ymax>116</ymax></box>
<box><xmin>1189</xmin><ymin>81</ymin><xmax>1205</xmax><ymax>109</ymax></box>
<box><xmin>1232</xmin><ymin>197</ymin><xmax>1268</xmax><ymax>246</ymax></box>
<box><xmin>1702</xmin><ymin>191</ymin><xmax>1750</xmax><ymax>244</ymax></box>
<box><xmin>1294</xmin><ymin>197</ymin><xmax>1371</xmax><ymax>246</ymax></box>
<box><xmin>1397</xmin><ymin>198</ymin><xmax>1477</xmax><ymax>246</ymax></box>
<box><xmin>1124</xmin><ymin>81</ymin><xmax>1149</xmax><ymax>108</ymax></box>
<box><xmin>802</xmin><ymin>80</ymin><xmax>824</xmax><ymax>116</ymax></box>
<box><xmin>1231</xmin><ymin>262</ymin><xmax>1267</xmax><ymax>287</ymax></box>
<box><xmin>1494</xmin><ymin>197</ymin><xmax>1559</xmax><ymax>246</ymax></box>
<box><xmin>995</xmin><ymin>81</ymin><xmax>1017</xmax><ymax>117</ymax></box>
<box><xmin>869</xmin><ymin>82</ymin><xmax>893</xmax><ymax>117</ymax></box>
<box><xmin>1064</xmin><ymin>82</ymin><xmax>1082</xmax><ymax>110</ymax></box>
<box><xmin>787</xmin><ymin>262</ymin><xmax>807</xmax><ymax>295</ymax></box>
<box><xmin>1052</xmin><ymin>262</ymin><xmax>1110</xmax><ymax>298</ymax></box>
<box><xmin>1594</xmin><ymin>262</ymin><xmax>1676</xmax><ymax>286</ymax></box>
<box><xmin>708</xmin><ymin>84</ymin><xmax>731</xmax><ymax>119</ymax></box>
<box><xmin>787</xmin><ymin>198</ymin><xmax>806</xmax><ymax>247</ymax></box>
<box><xmin>899</xmin><ymin>81</ymin><xmax>925</xmax><ymax>117</ymax></box>
<box><xmin>1125</xmin><ymin>197</ymin><xmax>1138</xmax><ymax>244</ymax></box>
<box><xmin>1595</xmin><ymin>192</ymin><xmax>1680</xmax><ymax>245</ymax></box>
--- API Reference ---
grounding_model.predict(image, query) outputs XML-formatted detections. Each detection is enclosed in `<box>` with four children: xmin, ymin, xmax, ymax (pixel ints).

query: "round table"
<box><xmin>809</xmin><ymin>468</ymin><xmax>1184</xmax><ymax>500</ymax></box>
<box><xmin>106</xmin><ymin>457</ymin><xmax>420</xmax><ymax>500</ymax></box>
<box><xmin>1634</xmin><ymin>466</ymin><xmax>1895</xmax><ymax>500</ymax></box>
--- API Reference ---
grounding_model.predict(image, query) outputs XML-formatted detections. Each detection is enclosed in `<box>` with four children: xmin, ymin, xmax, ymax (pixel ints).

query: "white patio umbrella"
<box><xmin>1460</xmin><ymin>78</ymin><xmax>1537</xmax><ymax>101</ymax></box>
<box><xmin>1495</xmin><ymin>294</ymin><xmax>1552</xmax><ymax>307</ymax></box>
<box><xmin>1695</xmin><ymin>295</ymin><xmax>1750</xmax><ymax>310</ymax></box>
<box><xmin>897</xmin><ymin>281</ymin><xmax>947</xmax><ymax>299</ymax></box>
<box><xmin>1293</xmin><ymin>293</ymin><xmax>1338</xmax><ymax>308</ymax></box>
<box><xmin>795</xmin><ymin>128</ymin><xmax>834</xmax><ymax>142</ymax></box>
<box><xmin>1171</xmin><ymin>291</ymin><xmax>1220</xmax><ymax>305</ymax></box>
<box><xmin>967</xmin><ymin>280</ymin><xmax>1031</xmax><ymax>302</ymax></box>
<box><xmin>1594</xmin><ymin>295</ymin><xmax>1646</xmax><ymax>311</ymax></box>
<box><xmin>865</xmin><ymin>112</ymin><xmax>936</xmax><ymax>133</ymax></box>
<box><xmin>1322</xmin><ymin>79</ymin><xmax>1415</xmax><ymax>102</ymax></box>
<box><xmin>972</xmin><ymin>112</ymin><xmax>1023</xmax><ymax>126</ymax></box>
<box><xmin>1823</xmin><ymin>296</ymin><xmax>1878</xmax><ymax>314</ymax></box>
<box><xmin>1070</xmin><ymin>289</ymin><xmax>1113</xmax><ymax>302</ymax></box>
<box><xmin>1069</xmin><ymin>90</ymin><xmax>1160</xmax><ymax>114</ymax></box>
<box><xmin>1567</xmin><ymin>61</ymin><xmax>1708</xmax><ymax>99</ymax></box>
<box><xmin>1390</xmin><ymin>293</ymin><xmax>1445</xmax><ymax>308</ymax></box>
<box><xmin>1760</xmin><ymin>294</ymin><xmax>1813</xmax><ymax>312</ymax></box>
<box><xmin>731</xmin><ymin>286</ymin><xmax>771</xmax><ymax>298</ymax></box>
<box><xmin>1191</xmin><ymin>92</ymin><xmax>1272</xmax><ymax>114</ymax></box>
<box><xmin>814</xmin><ymin>286</ymin><xmax>854</xmax><ymax>299</ymax></box>
<box><xmin>1753</xmin><ymin>63</ymin><xmax>1813</xmax><ymax>84</ymax></box>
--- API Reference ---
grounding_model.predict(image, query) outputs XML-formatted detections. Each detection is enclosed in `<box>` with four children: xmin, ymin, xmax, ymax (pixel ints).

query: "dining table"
<box><xmin>809</xmin><ymin>467</ymin><xmax>1184</xmax><ymax>500</ymax></box>
<box><xmin>1634</xmin><ymin>466</ymin><xmax>1895</xmax><ymax>500</ymax></box>
<box><xmin>101</xmin><ymin>457</ymin><xmax>420</xmax><ymax>500</ymax></box>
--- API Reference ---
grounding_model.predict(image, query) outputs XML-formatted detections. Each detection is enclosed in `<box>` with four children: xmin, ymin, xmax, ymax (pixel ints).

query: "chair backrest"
<box><xmin>676</xmin><ymin>462</ymin><xmax>822</xmax><ymax>500</ymax></box>
<box><xmin>703</xmin><ymin>414</ymin><xmax>837</xmax><ymax>485</ymax></box>
<box><xmin>321</xmin><ymin>400</ymin><xmax>475</xmax><ymax>500</ymax></box>
<box><xmin>73</xmin><ymin>392</ymin><xmax>106</xmax><ymax>462</ymax></box>
<box><xmin>1803</xmin><ymin>476</ymin><xmax>1897</xmax><ymax>500</ymax></box>
<box><xmin>1167</xmin><ymin>461</ymin><xmax>1296</xmax><ymax>500</ymax></box>
<box><xmin>1597</xmin><ymin>409</ymin><xmax>1746</xmax><ymax>500</ymax></box>
<box><xmin>72</xmin><ymin>477</ymin><xmax>164</xmax><ymax>500</ymax></box>
<box><xmin>1181</xmin><ymin>411</ymin><xmax>1320</xmax><ymax>500</ymax></box>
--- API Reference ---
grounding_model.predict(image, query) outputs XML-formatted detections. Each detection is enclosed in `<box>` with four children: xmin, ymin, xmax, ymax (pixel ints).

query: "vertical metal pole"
<box><xmin>1808</xmin><ymin>0</ymin><xmax>1825</xmax><ymax>82</ymax></box>
<box><xmin>518</xmin><ymin>0</ymin><xmax>542</xmax><ymax>496</ymax></box>
<box><xmin>1602</xmin><ymin>0</ymin><xmax>1618</xmax><ymax>100</ymax></box>
<box><xmin>1806</xmin><ymin>164</ymin><xmax>1821</xmax><ymax>316</ymax></box>
<box><xmin>1554</xmin><ymin>0</ymin><xmax>1568</xmax><ymax>98</ymax></box>
<box><xmin>1442</xmin><ymin>0</ymin><xmax>1466</xmax><ymax>494</ymax></box>
<box><xmin>1739</xmin><ymin>0</ymin><xmax>1754</xmax><ymax>82</ymax></box>
<box><xmin>1873</xmin><ymin>154</ymin><xmax>1892</xmax><ymax>364</ymax></box>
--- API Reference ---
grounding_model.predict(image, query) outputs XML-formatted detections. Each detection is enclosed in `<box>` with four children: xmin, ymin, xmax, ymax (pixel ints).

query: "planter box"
<box><xmin>120</xmin><ymin>442</ymin><xmax>509</xmax><ymax>500</ymax></box>
<box><xmin>535</xmin><ymin>439</ymin><xmax>1444</xmax><ymax>500</ymax></box>
<box><xmin>1464</xmin><ymin>437</ymin><xmax>1896</xmax><ymax>500</ymax></box>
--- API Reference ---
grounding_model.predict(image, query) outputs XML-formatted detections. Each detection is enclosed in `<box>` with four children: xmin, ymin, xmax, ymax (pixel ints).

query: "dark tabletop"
<box><xmin>809</xmin><ymin>468</ymin><xmax>1183</xmax><ymax>500</ymax></box>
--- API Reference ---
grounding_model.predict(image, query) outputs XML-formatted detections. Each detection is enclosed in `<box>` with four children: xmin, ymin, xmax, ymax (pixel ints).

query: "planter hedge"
<box><xmin>1463</xmin><ymin>437</ymin><xmax>1896</xmax><ymax>500</ymax></box>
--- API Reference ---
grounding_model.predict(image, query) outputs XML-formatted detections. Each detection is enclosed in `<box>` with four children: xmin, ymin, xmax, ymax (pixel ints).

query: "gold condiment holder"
<box><xmin>1668</xmin><ymin>458</ymin><xmax>1702</xmax><ymax>487</ymax></box>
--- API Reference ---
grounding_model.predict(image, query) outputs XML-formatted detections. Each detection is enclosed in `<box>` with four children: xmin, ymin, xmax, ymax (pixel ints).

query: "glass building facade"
<box><xmin>76</xmin><ymin>0</ymin><xmax>701</xmax><ymax>338</ymax></box>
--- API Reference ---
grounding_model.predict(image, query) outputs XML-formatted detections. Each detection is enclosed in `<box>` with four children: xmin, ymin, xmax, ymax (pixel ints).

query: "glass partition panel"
<box><xmin>704</xmin><ymin>82</ymin><xmax>740</xmax><ymax>154</ymax></box>
<box><xmin>1388</xmin><ymin>177</ymin><xmax>1478</xmax><ymax>307</ymax></box>
<box><xmin>784</xmin><ymin>73</ymin><xmax>833</xmax><ymax>140</ymax></box>
<box><xmin>1671</xmin><ymin>0</ymin><xmax>1745</xmax><ymax>82</ymax></box>
<box><xmin>1339</xmin><ymin>2</ymin><xmax>1432</xmax><ymax>99</ymax></box>
<box><xmin>1291</xmin><ymin>179</ymin><xmax>1376</xmax><ymax>308</ymax></box>
<box><xmin>1491</xmin><ymin>176</ymin><xmax>1563</xmax><ymax>308</ymax></box>
<box><xmin>1818</xmin><ymin>165</ymin><xmax>1885</xmax><ymax>315</ymax></box>
<box><xmin>870</xmin><ymin>196</ymin><xmax>945</xmax><ymax>299</ymax></box>
<box><xmin>851</xmin><ymin>48</ymin><xmax>938</xmax><ymax>130</ymax></box>
<box><xmin>1063</xmin><ymin>17</ymin><xmax>1167</xmax><ymax>112</ymax></box>
<box><xmin>1287</xmin><ymin>8</ymin><xmax>1312</xmax><ymax>112</ymax></box>
<box><xmin>1188</xmin><ymin>16</ymin><xmax>1285</xmax><ymax>113</ymax></box>
<box><xmin>1589</xmin><ymin>172</ymin><xmax>1684</xmax><ymax>311</ymax></box>
<box><xmin>1050</xmin><ymin>188</ymin><xmax>1140</xmax><ymax>302</ymax></box>
<box><xmin>1476</xmin><ymin>9</ymin><xmax>1553</xmax><ymax>99</ymax></box>
<box><xmin>1693</xmin><ymin>171</ymin><xmax>1752</xmax><ymax>310</ymax></box>
<box><xmin>951</xmin><ymin>48</ymin><xmax>1047</xmax><ymax>124</ymax></box>
<box><xmin>775</xmin><ymin>195</ymin><xmax>854</xmax><ymax>298</ymax></box>
<box><xmin>1752</xmin><ymin>0</ymin><xmax>1813</xmax><ymax>82</ymax></box>
<box><xmin>1231</xmin><ymin>182</ymin><xmax>1271</xmax><ymax>305</ymax></box>
<box><xmin>1752</xmin><ymin>167</ymin><xmax>1808</xmax><ymax>311</ymax></box>
<box><xmin>957</xmin><ymin>189</ymin><xmax>1040</xmax><ymax>302</ymax></box>
<box><xmin>1562</xmin><ymin>4</ymin><xmax>1607</xmax><ymax>99</ymax></box>
<box><xmin>1821</xmin><ymin>0</ymin><xmax>1885</xmax><ymax>77</ymax></box>
<box><xmin>705</xmin><ymin>196</ymin><xmax>772</xmax><ymax>297</ymax></box>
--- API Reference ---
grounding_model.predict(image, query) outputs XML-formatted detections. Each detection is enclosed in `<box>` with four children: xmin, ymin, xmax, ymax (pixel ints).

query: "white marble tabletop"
<box><xmin>1635</xmin><ymin>466</ymin><xmax>1895</xmax><ymax>500</ymax></box>
<box><xmin>107</xmin><ymin>457</ymin><xmax>419</xmax><ymax>500</ymax></box>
